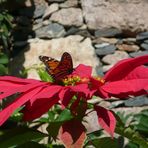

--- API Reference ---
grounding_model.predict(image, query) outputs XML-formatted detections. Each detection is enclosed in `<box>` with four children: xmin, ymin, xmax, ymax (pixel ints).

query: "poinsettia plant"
<box><xmin>0</xmin><ymin>55</ymin><xmax>148</xmax><ymax>147</ymax></box>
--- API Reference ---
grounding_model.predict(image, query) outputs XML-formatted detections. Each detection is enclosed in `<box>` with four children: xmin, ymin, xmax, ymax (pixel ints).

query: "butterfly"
<box><xmin>39</xmin><ymin>52</ymin><xmax>73</xmax><ymax>82</ymax></box>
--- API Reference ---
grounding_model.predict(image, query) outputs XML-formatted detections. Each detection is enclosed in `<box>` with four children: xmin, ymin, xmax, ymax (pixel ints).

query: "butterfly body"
<box><xmin>39</xmin><ymin>52</ymin><xmax>73</xmax><ymax>82</ymax></box>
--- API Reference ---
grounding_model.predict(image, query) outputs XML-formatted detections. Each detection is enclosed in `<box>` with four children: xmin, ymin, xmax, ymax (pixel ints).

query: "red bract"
<box><xmin>0</xmin><ymin>55</ymin><xmax>147</xmax><ymax>139</ymax></box>
<box><xmin>97</xmin><ymin>55</ymin><xmax>148</xmax><ymax>98</ymax></box>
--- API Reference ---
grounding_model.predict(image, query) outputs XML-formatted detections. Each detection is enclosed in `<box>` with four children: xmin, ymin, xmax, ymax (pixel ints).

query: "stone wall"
<box><xmin>11</xmin><ymin>0</ymin><xmax>148</xmax><ymax>79</ymax></box>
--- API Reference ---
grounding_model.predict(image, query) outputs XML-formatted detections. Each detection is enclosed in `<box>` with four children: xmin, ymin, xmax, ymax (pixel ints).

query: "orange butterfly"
<box><xmin>39</xmin><ymin>52</ymin><xmax>73</xmax><ymax>81</ymax></box>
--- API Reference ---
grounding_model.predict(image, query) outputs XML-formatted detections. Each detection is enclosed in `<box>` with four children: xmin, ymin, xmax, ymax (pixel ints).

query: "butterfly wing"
<box><xmin>39</xmin><ymin>55</ymin><xmax>59</xmax><ymax>74</ymax></box>
<box><xmin>39</xmin><ymin>52</ymin><xmax>73</xmax><ymax>81</ymax></box>
<box><xmin>50</xmin><ymin>52</ymin><xmax>73</xmax><ymax>81</ymax></box>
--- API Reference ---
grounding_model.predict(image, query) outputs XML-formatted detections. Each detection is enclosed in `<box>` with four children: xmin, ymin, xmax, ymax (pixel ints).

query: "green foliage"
<box><xmin>0</xmin><ymin>10</ymin><xmax>13</xmax><ymax>52</ymax></box>
<box><xmin>0</xmin><ymin>127</ymin><xmax>47</xmax><ymax>147</ymax></box>
<box><xmin>132</xmin><ymin>109</ymin><xmax>148</xmax><ymax>136</ymax></box>
<box><xmin>86</xmin><ymin>137</ymin><xmax>119</xmax><ymax>148</ymax></box>
<box><xmin>115</xmin><ymin>110</ymin><xmax>148</xmax><ymax>148</ymax></box>
<box><xmin>0</xmin><ymin>52</ymin><xmax>9</xmax><ymax>75</ymax></box>
<box><xmin>37</xmin><ymin>68</ymin><xmax>53</xmax><ymax>82</ymax></box>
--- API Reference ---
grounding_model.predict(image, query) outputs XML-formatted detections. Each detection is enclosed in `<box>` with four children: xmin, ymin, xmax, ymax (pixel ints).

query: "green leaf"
<box><xmin>133</xmin><ymin>109</ymin><xmax>148</xmax><ymax>134</ymax></box>
<box><xmin>85</xmin><ymin>137</ymin><xmax>119</xmax><ymax>148</ymax></box>
<box><xmin>0</xmin><ymin>14</ymin><xmax>4</xmax><ymax>21</ymax></box>
<box><xmin>47</xmin><ymin>122</ymin><xmax>62</xmax><ymax>140</ymax></box>
<box><xmin>46</xmin><ymin>109</ymin><xmax>73</xmax><ymax>140</ymax></box>
<box><xmin>0</xmin><ymin>127</ymin><xmax>47</xmax><ymax>147</ymax></box>
<box><xmin>115</xmin><ymin>123</ymin><xmax>148</xmax><ymax>148</ymax></box>
<box><xmin>1</xmin><ymin>23</ymin><xmax>9</xmax><ymax>36</ymax></box>
<box><xmin>16</xmin><ymin>141</ymin><xmax>47</xmax><ymax>148</ymax></box>
<box><xmin>0</xmin><ymin>53</ymin><xmax>9</xmax><ymax>64</ymax></box>
<box><xmin>55</xmin><ymin>109</ymin><xmax>73</xmax><ymax>122</ymax></box>
<box><xmin>37</xmin><ymin>69</ymin><xmax>53</xmax><ymax>82</ymax></box>
<box><xmin>10</xmin><ymin>107</ymin><xmax>23</xmax><ymax>122</ymax></box>
<box><xmin>0</xmin><ymin>64</ymin><xmax>7</xmax><ymax>75</ymax></box>
<box><xmin>125</xmin><ymin>141</ymin><xmax>139</xmax><ymax>148</ymax></box>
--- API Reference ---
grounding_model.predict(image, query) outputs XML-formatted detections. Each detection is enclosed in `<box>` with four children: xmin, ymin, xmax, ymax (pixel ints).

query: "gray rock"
<box><xmin>116</xmin><ymin>44</ymin><xmax>140</xmax><ymax>52</ymax></box>
<box><xmin>35</xmin><ymin>23</ymin><xmax>66</xmax><ymax>38</ymax></box>
<box><xmin>102</xmin><ymin>51</ymin><xmax>129</xmax><ymax>65</ymax></box>
<box><xmin>33</xmin><ymin>23</ymin><xmax>43</xmax><ymax>30</ymax></box>
<box><xmin>102</xmin><ymin>65</ymin><xmax>114</xmax><ymax>73</ymax></box>
<box><xmin>34</xmin><ymin>4</ymin><xmax>46</xmax><ymax>19</ymax></box>
<box><xmin>136</xmin><ymin>32</ymin><xmax>148</xmax><ymax>41</ymax></box>
<box><xmin>95</xmin><ymin>28</ymin><xmax>122</xmax><ymax>38</ymax></box>
<box><xmin>50</xmin><ymin>8</ymin><xmax>83</xmax><ymax>26</ymax></box>
<box><xmin>47</xmin><ymin>0</ymin><xmax>65</xmax><ymax>2</ymax></box>
<box><xmin>140</xmin><ymin>43</ymin><xmax>148</xmax><ymax>50</ymax></box>
<box><xmin>124</xmin><ymin>95</ymin><xmax>148</xmax><ymax>107</ymax></box>
<box><xmin>95</xmin><ymin>43</ymin><xmax>110</xmax><ymax>48</ymax></box>
<box><xmin>95</xmin><ymin>44</ymin><xmax>116</xmax><ymax>56</ymax></box>
<box><xmin>34</xmin><ymin>18</ymin><xmax>43</xmax><ymax>24</ymax></box>
<box><xmin>92</xmin><ymin>37</ymin><xmax>118</xmax><ymax>44</ymax></box>
<box><xmin>129</xmin><ymin>51</ymin><xmax>148</xmax><ymax>57</ymax></box>
<box><xmin>122</xmin><ymin>38</ymin><xmax>137</xmax><ymax>44</ymax></box>
<box><xmin>65</xmin><ymin>27</ymin><xmax>79</xmax><ymax>36</ymax></box>
<box><xmin>144</xmin><ymin>39</ymin><xmax>148</xmax><ymax>44</ymax></box>
<box><xmin>66</xmin><ymin>27</ymin><xmax>92</xmax><ymax>37</ymax></box>
<box><xmin>43</xmin><ymin>3</ymin><xmax>59</xmax><ymax>19</ymax></box>
<box><xmin>60</xmin><ymin>0</ymin><xmax>78</xmax><ymax>8</ymax></box>
<box><xmin>76</xmin><ymin>30</ymin><xmax>92</xmax><ymax>38</ymax></box>
<box><xmin>81</xmin><ymin>0</ymin><xmax>148</xmax><ymax>32</ymax></box>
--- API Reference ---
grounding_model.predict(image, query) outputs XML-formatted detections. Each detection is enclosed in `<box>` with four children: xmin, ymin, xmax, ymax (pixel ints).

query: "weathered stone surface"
<box><xmin>47</xmin><ymin>0</ymin><xmax>65</xmax><ymax>2</ymax></box>
<box><xmin>10</xmin><ymin>36</ymin><xmax>99</xmax><ymax>79</ymax></box>
<box><xmin>65</xmin><ymin>27</ymin><xmax>79</xmax><ymax>36</ymax></box>
<box><xmin>34</xmin><ymin>3</ymin><xmax>46</xmax><ymax>19</ymax></box>
<box><xmin>95</xmin><ymin>44</ymin><xmax>116</xmax><ymax>56</ymax></box>
<box><xmin>129</xmin><ymin>51</ymin><xmax>148</xmax><ymax>57</ymax></box>
<box><xmin>95</xmin><ymin>28</ymin><xmax>122</xmax><ymax>38</ymax></box>
<box><xmin>60</xmin><ymin>0</ymin><xmax>78</xmax><ymax>8</ymax></box>
<box><xmin>136</xmin><ymin>31</ymin><xmax>148</xmax><ymax>41</ymax></box>
<box><xmin>81</xmin><ymin>0</ymin><xmax>148</xmax><ymax>31</ymax></box>
<box><xmin>124</xmin><ymin>95</ymin><xmax>148</xmax><ymax>107</ymax></box>
<box><xmin>50</xmin><ymin>8</ymin><xmax>83</xmax><ymax>26</ymax></box>
<box><xmin>43</xmin><ymin>3</ymin><xmax>59</xmax><ymax>19</ymax></box>
<box><xmin>102</xmin><ymin>51</ymin><xmax>129</xmax><ymax>65</ymax></box>
<box><xmin>122</xmin><ymin>38</ymin><xmax>136</xmax><ymax>44</ymax></box>
<box><xmin>35</xmin><ymin>23</ymin><xmax>66</xmax><ymax>38</ymax></box>
<box><xmin>92</xmin><ymin>37</ymin><xmax>118</xmax><ymax>44</ymax></box>
<box><xmin>102</xmin><ymin>64</ymin><xmax>114</xmax><ymax>73</ymax></box>
<box><xmin>116</xmin><ymin>44</ymin><xmax>139</xmax><ymax>52</ymax></box>
<box><xmin>140</xmin><ymin>43</ymin><xmax>148</xmax><ymax>50</ymax></box>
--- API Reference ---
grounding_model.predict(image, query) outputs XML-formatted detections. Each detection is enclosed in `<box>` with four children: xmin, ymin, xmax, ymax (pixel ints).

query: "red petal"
<box><xmin>101</xmin><ymin>79</ymin><xmax>148</xmax><ymax>98</ymax></box>
<box><xmin>23</xmin><ymin>97</ymin><xmax>59</xmax><ymax>121</ymax></box>
<box><xmin>124</xmin><ymin>66</ymin><xmax>148</xmax><ymax>80</ymax></box>
<box><xmin>23</xmin><ymin>85</ymin><xmax>62</xmax><ymax>120</ymax></box>
<box><xmin>70</xmin><ymin>84</ymin><xmax>95</xmax><ymax>99</ymax></box>
<box><xmin>30</xmin><ymin>85</ymin><xmax>62</xmax><ymax>104</ymax></box>
<box><xmin>0</xmin><ymin>76</ymin><xmax>39</xmax><ymax>83</ymax></box>
<box><xmin>0</xmin><ymin>82</ymin><xmax>46</xmax><ymax>101</ymax></box>
<box><xmin>59</xmin><ymin>120</ymin><xmax>86</xmax><ymax>148</ymax></box>
<box><xmin>73</xmin><ymin>64</ymin><xmax>92</xmax><ymax>77</ymax></box>
<box><xmin>0</xmin><ymin>86</ymin><xmax>44</xmax><ymax>125</ymax></box>
<box><xmin>104</xmin><ymin>55</ymin><xmax>148</xmax><ymax>82</ymax></box>
<box><xmin>59</xmin><ymin>88</ymin><xmax>73</xmax><ymax>109</ymax></box>
<box><xmin>94</xmin><ymin>105</ymin><xmax>116</xmax><ymax>138</ymax></box>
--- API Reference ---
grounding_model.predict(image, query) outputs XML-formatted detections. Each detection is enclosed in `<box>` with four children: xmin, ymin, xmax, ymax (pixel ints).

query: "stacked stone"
<box><xmin>13</xmin><ymin>0</ymin><xmax>148</xmax><ymax>74</ymax></box>
<box><xmin>11</xmin><ymin>0</ymin><xmax>148</xmax><ymax>114</ymax></box>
